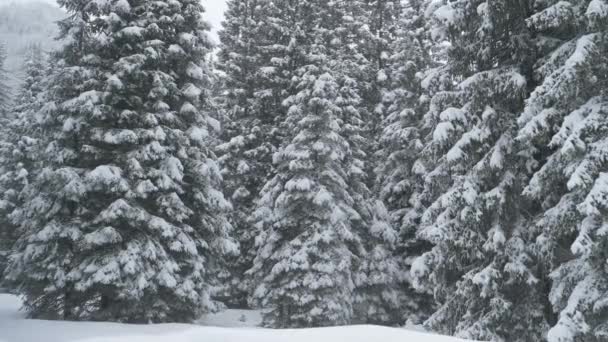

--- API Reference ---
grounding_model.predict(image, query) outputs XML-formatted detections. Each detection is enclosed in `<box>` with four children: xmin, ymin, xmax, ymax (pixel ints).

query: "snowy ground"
<box><xmin>0</xmin><ymin>294</ymin><xmax>474</xmax><ymax>342</ymax></box>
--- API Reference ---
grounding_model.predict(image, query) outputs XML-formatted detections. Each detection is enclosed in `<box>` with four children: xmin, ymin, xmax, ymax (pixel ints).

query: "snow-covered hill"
<box><xmin>0</xmin><ymin>294</ymin><xmax>475</xmax><ymax>342</ymax></box>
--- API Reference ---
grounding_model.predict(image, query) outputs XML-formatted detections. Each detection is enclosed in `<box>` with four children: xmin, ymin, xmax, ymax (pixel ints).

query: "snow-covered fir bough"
<box><xmin>519</xmin><ymin>1</ymin><xmax>608</xmax><ymax>341</ymax></box>
<box><xmin>411</xmin><ymin>0</ymin><xmax>550</xmax><ymax>341</ymax></box>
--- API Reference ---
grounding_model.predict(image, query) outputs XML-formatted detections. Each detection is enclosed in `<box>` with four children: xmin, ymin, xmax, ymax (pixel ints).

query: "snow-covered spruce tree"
<box><xmin>0</xmin><ymin>44</ymin><xmax>47</xmax><ymax>282</ymax></box>
<box><xmin>320</xmin><ymin>0</ymin><xmax>405</xmax><ymax>326</ymax></box>
<box><xmin>215</xmin><ymin>0</ymin><xmax>287</xmax><ymax>308</ymax></box>
<box><xmin>373</xmin><ymin>0</ymin><xmax>435</xmax><ymax>325</ymax></box>
<box><xmin>352</xmin><ymin>198</ymin><xmax>403</xmax><ymax>325</ymax></box>
<box><xmin>0</xmin><ymin>42</ymin><xmax>10</xmax><ymax>114</ymax></box>
<box><xmin>13</xmin><ymin>45</ymin><xmax>47</xmax><ymax>115</ymax></box>
<box><xmin>0</xmin><ymin>40</ymin><xmax>13</xmax><ymax>281</ymax></box>
<box><xmin>247</xmin><ymin>0</ymin><xmax>375</xmax><ymax>327</ymax></box>
<box><xmin>517</xmin><ymin>1</ymin><xmax>608</xmax><ymax>341</ymax></box>
<box><xmin>249</xmin><ymin>69</ymin><xmax>363</xmax><ymax>328</ymax></box>
<box><xmin>360</xmin><ymin>0</ymin><xmax>404</xmax><ymax>153</ymax></box>
<box><xmin>4</xmin><ymin>0</ymin><xmax>236</xmax><ymax>322</ymax></box>
<box><xmin>410</xmin><ymin>1</ymin><xmax>551</xmax><ymax>340</ymax></box>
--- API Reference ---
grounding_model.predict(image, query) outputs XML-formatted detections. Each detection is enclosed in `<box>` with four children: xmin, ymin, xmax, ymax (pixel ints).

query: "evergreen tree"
<box><xmin>518</xmin><ymin>1</ymin><xmax>608</xmax><ymax>341</ymax></box>
<box><xmin>215</xmin><ymin>0</ymin><xmax>285</xmax><ymax>308</ymax></box>
<box><xmin>361</xmin><ymin>0</ymin><xmax>404</xmax><ymax>158</ymax></box>
<box><xmin>13</xmin><ymin>44</ymin><xmax>46</xmax><ymax>117</ymax></box>
<box><xmin>247</xmin><ymin>0</ymin><xmax>376</xmax><ymax>327</ymax></box>
<box><xmin>352</xmin><ymin>199</ymin><xmax>403</xmax><ymax>325</ymax></box>
<box><xmin>0</xmin><ymin>40</ymin><xmax>13</xmax><ymax>282</ymax></box>
<box><xmin>0</xmin><ymin>42</ymin><xmax>10</xmax><ymax>114</ymax></box>
<box><xmin>373</xmin><ymin>0</ymin><xmax>435</xmax><ymax>325</ymax></box>
<box><xmin>325</xmin><ymin>0</ymin><xmax>406</xmax><ymax>326</ymax></box>
<box><xmin>249</xmin><ymin>68</ymin><xmax>363</xmax><ymax>328</ymax></box>
<box><xmin>4</xmin><ymin>0</ymin><xmax>236</xmax><ymax>322</ymax></box>
<box><xmin>411</xmin><ymin>1</ymin><xmax>550</xmax><ymax>340</ymax></box>
<box><xmin>0</xmin><ymin>44</ymin><xmax>47</xmax><ymax>283</ymax></box>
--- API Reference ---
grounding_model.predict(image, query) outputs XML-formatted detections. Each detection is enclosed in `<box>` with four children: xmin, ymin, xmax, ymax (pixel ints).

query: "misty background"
<box><xmin>0</xmin><ymin>0</ymin><xmax>227</xmax><ymax>88</ymax></box>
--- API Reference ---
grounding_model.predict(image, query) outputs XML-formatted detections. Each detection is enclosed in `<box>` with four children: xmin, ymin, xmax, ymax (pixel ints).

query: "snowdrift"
<box><xmin>0</xmin><ymin>294</ymin><xmax>474</xmax><ymax>342</ymax></box>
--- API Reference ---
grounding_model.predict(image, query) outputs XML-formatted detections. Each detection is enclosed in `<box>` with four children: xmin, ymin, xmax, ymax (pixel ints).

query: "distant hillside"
<box><xmin>0</xmin><ymin>1</ymin><xmax>65</xmax><ymax>89</ymax></box>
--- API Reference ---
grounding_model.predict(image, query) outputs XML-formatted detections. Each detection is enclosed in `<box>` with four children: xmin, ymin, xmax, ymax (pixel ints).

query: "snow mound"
<box><xmin>198</xmin><ymin>308</ymin><xmax>263</xmax><ymax>328</ymax></box>
<box><xmin>0</xmin><ymin>295</ymin><xmax>475</xmax><ymax>342</ymax></box>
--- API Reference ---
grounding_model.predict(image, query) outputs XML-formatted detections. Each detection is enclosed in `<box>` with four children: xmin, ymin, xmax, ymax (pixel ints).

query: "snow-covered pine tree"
<box><xmin>360</xmin><ymin>0</ymin><xmax>404</xmax><ymax>156</ymax></box>
<box><xmin>517</xmin><ymin>1</ymin><xmax>608</xmax><ymax>341</ymax></box>
<box><xmin>352</xmin><ymin>198</ymin><xmax>403</xmax><ymax>325</ymax></box>
<box><xmin>13</xmin><ymin>44</ymin><xmax>46</xmax><ymax>117</ymax></box>
<box><xmin>0</xmin><ymin>42</ymin><xmax>10</xmax><ymax>114</ymax></box>
<box><xmin>249</xmin><ymin>69</ymin><xmax>362</xmax><ymax>328</ymax></box>
<box><xmin>410</xmin><ymin>1</ymin><xmax>550</xmax><ymax>340</ymax></box>
<box><xmin>247</xmin><ymin>0</ymin><xmax>374</xmax><ymax>328</ymax></box>
<box><xmin>318</xmin><ymin>0</ymin><xmax>404</xmax><ymax>326</ymax></box>
<box><xmin>373</xmin><ymin>0</ymin><xmax>435</xmax><ymax>325</ymax></box>
<box><xmin>4</xmin><ymin>0</ymin><xmax>236</xmax><ymax>322</ymax></box>
<box><xmin>0</xmin><ymin>40</ymin><xmax>13</xmax><ymax>282</ymax></box>
<box><xmin>0</xmin><ymin>44</ymin><xmax>47</xmax><ymax>282</ymax></box>
<box><xmin>215</xmin><ymin>0</ymin><xmax>286</xmax><ymax>308</ymax></box>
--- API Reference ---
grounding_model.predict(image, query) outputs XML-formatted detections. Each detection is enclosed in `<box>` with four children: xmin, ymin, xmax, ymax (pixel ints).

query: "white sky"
<box><xmin>202</xmin><ymin>0</ymin><xmax>228</xmax><ymax>42</ymax></box>
<box><xmin>0</xmin><ymin>0</ymin><xmax>228</xmax><ymax>42</ymax></box>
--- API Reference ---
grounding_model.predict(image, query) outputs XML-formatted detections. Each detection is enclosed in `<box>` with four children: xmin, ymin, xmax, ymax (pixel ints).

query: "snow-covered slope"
<box><xmin>0</xmin><ymin>295</ymin><xmax>476</xmax><ymax>342</ymax></box>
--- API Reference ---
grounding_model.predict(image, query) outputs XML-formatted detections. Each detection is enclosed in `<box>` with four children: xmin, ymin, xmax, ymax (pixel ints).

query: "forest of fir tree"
<box><xmin>0</xmin><ymin>0</ymin><xmax>607</xmax><ymax>341</ymax></box>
